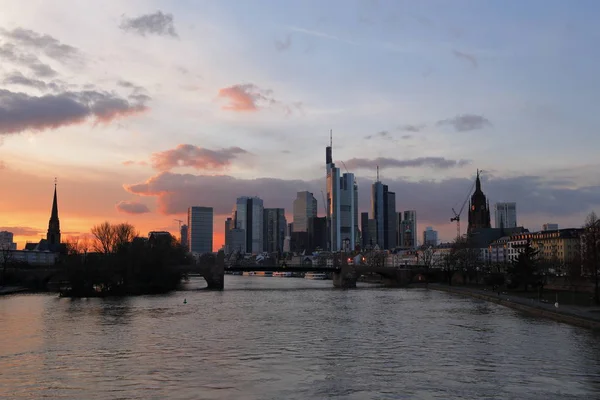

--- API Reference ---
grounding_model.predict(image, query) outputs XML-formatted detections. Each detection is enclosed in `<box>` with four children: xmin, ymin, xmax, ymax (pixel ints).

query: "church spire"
<box><xmin>47</xmin><ymin>178</ymin><xmax>61</xmax><ymax>247</ymax></box>
<box><xmin>475</xmin><ymin>169</ymin><xmax>482</xmax><ymax>192</ymax></box>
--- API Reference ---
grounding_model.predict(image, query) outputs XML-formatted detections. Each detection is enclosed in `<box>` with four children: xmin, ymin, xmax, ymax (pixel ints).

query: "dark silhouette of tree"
<box><xmin>508</xmin><ymin>240</ymin><xmax>539</xmax><ymax>291</ymax></box>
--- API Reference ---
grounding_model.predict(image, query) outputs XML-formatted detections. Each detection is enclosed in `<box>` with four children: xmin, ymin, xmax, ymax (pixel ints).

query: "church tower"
<box><xmin>47</xmin><ymin>180</ymin><xmax>61</xmax><ymax>247</ymax></box>
<box><xmin>467</xmin><ymin>170</ymin><xmax>491</xmax><ymax>233</ymax></box>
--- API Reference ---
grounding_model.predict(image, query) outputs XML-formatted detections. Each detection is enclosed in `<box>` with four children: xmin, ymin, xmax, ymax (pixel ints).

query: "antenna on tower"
<box><xmin>330</xmin><ymin>129</ymin><xmax>332</xmax><ymax>147</ymax></box>
<box><xmin>376</xmin><ymin>166</ymin><xmax>379</xmax><ymax>182</ymax></box>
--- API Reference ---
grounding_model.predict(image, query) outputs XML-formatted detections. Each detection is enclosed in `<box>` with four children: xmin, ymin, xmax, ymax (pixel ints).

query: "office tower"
<box><xmin>180</xmin><ymin>224</ymin><xmax>188</xmax><ymax>251</ymax></box>
<box><xmin>396</xmin><ymin>212</ymin><xmax>403</xmax><ymax>247</ymax></box>
<box><xmin>339</xmin><ymin>172</ymin><xmax>357</xmax><ymax>251</ymax></box>
<box><xmin>543</xmin><ymin>223</ymin><xmax>559</xmax><ymax>231</ymax></box>
<box><xmin>293</xmin><ymin>191</ymin><xmax>318</xmax><ymax>233</ymax></box>
<box><xmin>495</xmin><ymin>202</ymin><xmax>517</xmax><ymax>229</ymax></box>
<box><xmin>423</xmin><ymin>227</ymin><xmax>438</xmax><ymax>246</ymax></box>
<box><xmin>400</xmin><ymin>210</ymin><xmax>417</xmax><ymax>249</ymax></box>
<box><xmin>263</xmin><ymin>208</ymin><xmax>286</xmax><ymax>253</ymax></box>
<box><xmin>371</xmin><ymin>171</ymin><xmax>397</xmax><ymax>250</ymax></box>
<box><xmin>234</xmin><ymin>197</ymin><xmax>264</xmax><ymax>254</ymax></box>
<box><xmin>187</xmin><ymin>206</ymin><xmax>213</xmax><ymax>253</ymax></box>
<box><xmin>326</xmin><ymin>132</ymin><xmax>341</xmax><ymax>251</ymax></box>
<box><xmin>308</xmin><ymin>216</ymin><xmax>327</xmax><ymax>251</ymax></box>
<box><xmin>468</xmin><ymin>170</ymin><xmax>491</xmax><ymax>232</ymax></box>
<box><xmin>360</xmin><ymin>212</ymin><xmax>369</xmax><ymax>248</ymax></box>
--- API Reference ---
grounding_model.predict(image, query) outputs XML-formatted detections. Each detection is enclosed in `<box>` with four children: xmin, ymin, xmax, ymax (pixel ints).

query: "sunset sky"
<box><xmin>1</xmin><ymin>0</ymin><xmax>600</xmax><ymax>251</ymax></box>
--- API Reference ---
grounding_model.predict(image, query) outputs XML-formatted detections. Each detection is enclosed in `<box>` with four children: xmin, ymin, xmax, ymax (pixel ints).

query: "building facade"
<box><xmin>0</xmin><ymin>231</ymin><xmax>16</xmax><ymax>250</ymax></box>
<box><xmin>263</xmin><ymin>208</ymin><xmax>286</xmax><ymax>253</ymax></box>
<box><xmin>371</xmin><ymin>179</ymin><xmax>396</xmax><ymax>250</ymax></box>
<box><xmin>399</xmin><ymin>210</ymin><xmax>417</xmax><ymax>249</ymax></box>
<box><xmin>543</xmin><ymin>223</ymin><xmax>559</xmax><ymax>231</ymax></box>
<box><xmin>293</xmin><ymin>191</ymin><xmax>317</xmax><ymax>233</ymax></box>
<box><xmin>187</xmin><ymin>206</ymin><xmax>213</xmax><ymax>254</ymax></box>
<box><xmin>180</xmin><ymin>224</ymin><xmax>188</xmax><ymax>251</ymax></box>
<box><xmin>422</xmin><ymin>227</ymin><xmax>438</xmax><ymax>246</ymax></box>
<box><xmin>494</xmin><ymin>202</ymin><xmax>517</xmax><ymax>229</ymax></box>
<box><xmin>234</xmin><ymin>197</ymin><xmax>264</xmax><ymax>254</ymax></box>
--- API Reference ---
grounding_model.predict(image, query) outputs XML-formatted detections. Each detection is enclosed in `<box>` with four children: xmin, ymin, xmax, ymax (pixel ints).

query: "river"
<box><xmin>1</xmin><ymin>276</ymin><xmax>599</xmax><ymax>399</ymax></box>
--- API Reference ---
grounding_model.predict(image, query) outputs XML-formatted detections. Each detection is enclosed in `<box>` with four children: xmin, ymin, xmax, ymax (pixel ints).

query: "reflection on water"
<box><xmin>1</xmin><ymin>276</ymin><xmax>600</xmax><ymax>399</ymax></box>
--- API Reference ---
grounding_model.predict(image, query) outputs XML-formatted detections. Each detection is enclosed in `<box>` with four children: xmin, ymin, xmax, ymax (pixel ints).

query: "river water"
<box><xmin>1</xmin><ymin>276</ymin><xmax>600</xmax><ymax>399</ymax></box>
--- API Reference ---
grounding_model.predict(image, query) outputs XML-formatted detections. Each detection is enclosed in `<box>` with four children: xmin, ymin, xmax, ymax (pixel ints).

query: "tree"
<box><xmin>0</xmin><ymin>243</ymin><xmax>14</xmax><ymax>286</ymax></box>
<box><xmin>113</xmin><ymin>223</ymin><xmax>138</xmax><ymax>251</ymax></box>
<box><xmin>508</xmin><ymin>240</ymin><xmax>539</xmax><ymax>291</ymax></box>
<box><xmin>91</xmin><ymin>222</ymin><xmax>115</xmax><ymax>254</ymax></box>
<box><xmin>418</xmin><ymin>245</ymin><xmax>436</xmax><ymax>269</ymax></box>
<box><xmin>582</xmin><ymin>211</ymin><xmax>600</xmax><ymax>305</ymax></box>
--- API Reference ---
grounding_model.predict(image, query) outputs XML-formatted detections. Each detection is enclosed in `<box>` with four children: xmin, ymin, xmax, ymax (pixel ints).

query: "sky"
<box><xmin>1</xmin><ymin>0</ymin><xmax>600</xmax><ymax>251</ymax></box>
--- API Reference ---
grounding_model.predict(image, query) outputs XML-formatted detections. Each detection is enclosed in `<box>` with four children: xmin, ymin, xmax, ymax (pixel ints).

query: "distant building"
<box><xmin>187</xmin><ymin>206</ymin><xmax>213</xmax><ymax>254</ymax></box>
<box><xmin>180</xmin><ymin>224</ymin><xmax>188</xmax><ymax>251</ymax></box>
<box><xmin>543</xmin><ymin>223</ymin><xmax>559</xmax><ymax>231</ymax></box>
<box><xmin>233</xmin><ymin>197</ymin><xmax>264</xmax><ymax>253</ymax></box>
<box><xmin>308</xmin><ymin>216</ymin><xmax>327</xmax><ymax>251</ymax></box>
<box><xmin>0</xmin><ymin>231</ymin><xmax>16</xmax><ymax>250</ymax></box>
<box><xmin>399</xmin><ymin>210</ymin><xmax>417</xmax><ymax>249</ymax></box>
<box><xmin>370</xmin><ymin>174</ymin><xmax>397</xmax><ymax>250</ymax></box>
<box><xmin>263</xmin><ymin>208</ymin><xmax>286</xmax><ymax>253</ymax></box>
<box><xmin>422</xmin><ymin>227</ymin><xmax>438</xmax><ymax>246</ymax></box>
<box><xmin>293</xmin><ymin>191</ymin><xmax>317</xmax><ymax>233</ymax></box>
<box><xmin>467</xmin><ymin>170</ymin><xmax>491</xmax><ymax>233</ymax></box>
<box><xmin>494</xmin><ymin>202</ymin><xmax>517</xmax><ymax>229</ymax></box>
<box><xmin>360</xmin><ymin>212</ymin><xmax>369</xmax><ymax>248</ymax></box>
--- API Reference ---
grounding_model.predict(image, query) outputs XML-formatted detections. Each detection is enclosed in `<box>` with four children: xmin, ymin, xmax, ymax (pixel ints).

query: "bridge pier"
<box><xmin>202</xmin><ymin>251</ymin><xmax>224</xmax><ymax>290</ymax></box>
<box><xmin>332</xmin><ymin>265</ymin><xmax>357</xmax><ymax>288</ymax></box>
<box><xmin>381</xmin><ymin>269</ymin><xmax>411</xmax><ymax>288</ymax></box>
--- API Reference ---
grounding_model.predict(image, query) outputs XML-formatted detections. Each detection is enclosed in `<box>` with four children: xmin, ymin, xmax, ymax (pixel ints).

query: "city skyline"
<box><xmin>2</xmin><ymin>1</ymin><xmax>600</xmax><ymax>250</ymax></box>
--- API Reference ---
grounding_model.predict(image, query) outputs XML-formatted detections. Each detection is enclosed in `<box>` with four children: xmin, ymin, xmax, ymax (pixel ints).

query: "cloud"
<box><xmin>437</xmin><ymin>114</ymin><xmax>492</xmax><ymax>132</ymax></box>
<box><xmin>122</xmin><ymin>160</ymin><xmax>148</xmax><ymax>166</ymax></box>
<box><xmin>0</xmin><ymin>28</ymin><xmax>79</xmax><ymax>60</ymax></box>
<box><xmin>122</xmin><ymin>172</ymin><xmax>600</xmax><ymax>230</ymax></box>
<box><xmin>217</xmin><ymin>83</ymin><xmax>276</xmax><ymax>112</ymax></box>
<box><xmin>0</xmin><ymin>226</ymin><xmax>42</xmax><ymax>236</ymax></box>
<box><xmin>0</xmin><ymin>89</ymin><xmax>148</xmax><ymax>135</ymax></box>
<box><xmin>115</xmin><ymin>200</ymin><xmax>151</xmax><ymax>214</ymax></box>
<box><xmin>345</xmin><ymin>157</ymin><xmax>471</xmax><ymax>170</ymax></box>
<box><xmin>275</xmin><ymin>34</ymin><xmax>292</xmax><ymax>51</ymax></box>
<box><xmin>120</xmin><ymin>11</ymin><xmax>179</xmax><ymax>38</ymax></box>
<box><xmin>400</xmin><ymin>134</ymin><xmax>412</xmax><ymax>140</ymax></box>
<box><xmin>364</xmin><ymin>130</ymin><xmax>390</xmax><ymax>140</ymax></box>
<box><xmin>150</xmin><ymin>144</ymin><xmax>248</xmax><ymax>171</ymax></box>
<box><xmin>0</xmin><ymin>43</ymin><xmax>57</xmax><ymax>77</ymax></box>
<box><xmin>399</xmin><ymin>124</ymin><xmax>425</xmax><ymax>132</ymax></box>
<box><xmin>3</xmin><ymin>71</ymin><xmax>63</xmax><ymax>91</ymax></box>
<box><xmin>452</xmin><ymin>49</ymin><xmax>478</xmax><ymax>68</ymax></box>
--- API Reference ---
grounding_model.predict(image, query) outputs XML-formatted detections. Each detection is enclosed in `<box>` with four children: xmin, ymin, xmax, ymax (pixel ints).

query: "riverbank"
<box><xmin>429</xmin><ymin>283</ymin><xmax>600</xmax><ymax>330</ymax></box>
<box><xmin>0</xmin><ymin>286</ymin><xmax>29</xmax><ymax>296</ymax></box>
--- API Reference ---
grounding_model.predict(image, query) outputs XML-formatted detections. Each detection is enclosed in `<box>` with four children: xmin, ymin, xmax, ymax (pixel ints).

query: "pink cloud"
<box><xmin>115</xmin><ymin>200</ymin><xmax>151</xmax><ymax>214</ymax></box>
<box><xmin>217</xmin><ymin>83</ymin><xmax>274</xmax><ymax>112</ymax></box>
<box><xmin>150</xmin><ymin>144</ymin><xmax>248</xmax><ymax>171</ymax></box>
<box><xmin>122</xmin><ymin>160</ymin><xmax>148</xmax><ymax>166</ymax></box>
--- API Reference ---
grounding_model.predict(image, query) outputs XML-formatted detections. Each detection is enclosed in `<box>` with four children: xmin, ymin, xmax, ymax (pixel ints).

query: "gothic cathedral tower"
<box><xmin>47</xmin><ymin>180</ymin><xmax>61</xmax><ymax>247</ymax></box>
<box><xmin>467</xmin><ymin>170</ymin><xmax>491</xmax><ymax>233</ymax></box>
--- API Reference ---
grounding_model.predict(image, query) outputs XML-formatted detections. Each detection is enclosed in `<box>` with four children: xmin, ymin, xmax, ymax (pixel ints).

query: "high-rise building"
<box><xmin>326</xmin><ymin>133</ymin><xmax>341</xmax><ymax>251</ymax></box>
<box><xmin>180</xmin><ymin>224</ymin><xmax>188</xmax><ymax>251</ymax></box>
<box><xmin>47</xmin><ymin>182</ymin><xmax>61</xmax><ymax>248</ymax></box>
<box><xmin>543</xmin><ymin>223</ymin><xmax>559</xmax><ymax>231</ymax></box>
<box><xmin>468</xmin><ymin>170</ymin><xmax>491</xmax><ymax>233</ymax></box>
<box><xmin>423</xmin><ymin>227</ymin><xmax>438</xmax><ymax>246</ymax></box>
<box><xmin>360</xmin><ymin>212</ymin><xmax>370</xmax><ymax>248</ymax></box>
<box><xmin>234</xmin><ymin>197</ymin><xmax>264</xmax><ymax>254</ymax></box>
<box><xmin>371</xmin><ymin>174</ymin><xmax>397</xmax><ymax>250</ymax></box>
<box><xmin>339</xmin><ymin>172</ymin><xmax>357</xmax><ymax>251</ymax></box>
<box><xmin>293</xmin><ymin>191</ymin><xmax>317</xmax><ymax>233</ymax></box>
<box><xmin>308</xmin><ymin>216</ymin><xmax>327</xmax><ymax>251</ymax></box>
<box><xmin>187</xmin><ymin>207</ymin><xmax>213</xmax><ymax>253</ymax></box>
<box><xmin>495</xmin><ymin>202</ymin><xmax>517</xmax><ymax>229</ymax></box>
<box><xmin>263</xmin><ymin>208</ymin><xmax>286</xmax><ymax>253</ymax></box>
<box><xmin>400</xmin><ymin>210</ymin><xmax>417</xmax><ymax>249</ymax></box>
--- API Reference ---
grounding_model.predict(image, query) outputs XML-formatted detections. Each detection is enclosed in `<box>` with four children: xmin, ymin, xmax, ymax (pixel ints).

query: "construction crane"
<box><xmin>450</xmin><ymin>178</ymin><xmax>477</xmax><ymax>240</ymax></box>
<box><xmin>173</xmin><ymin>219</ymin><xmax>184</xmax><ymax>229</ymax></box>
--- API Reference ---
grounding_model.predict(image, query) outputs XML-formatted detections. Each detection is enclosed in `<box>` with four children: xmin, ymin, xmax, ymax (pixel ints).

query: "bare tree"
<box><xmin>418</xmin><ymin>245</ymin><xmax>437</xmax><ymax>269</ymax></box>
<box><xmin>65</xmin><ymin>236</ymin><xmax>80</xmax><ymax>256</ymax></box>
<box><xmin>0</xmin><ymin>243</ymin><xmax>14</xmax><ymax>286</ymax></box>
<box><xmin>113</xmin><ymin>223</ymin><xmax>138</xmax><ymax>251</ymax></box>
<box><xmin>91</xmin><ymin>222</ymin><xmax>114</xmax><ymax>254</ymax></box>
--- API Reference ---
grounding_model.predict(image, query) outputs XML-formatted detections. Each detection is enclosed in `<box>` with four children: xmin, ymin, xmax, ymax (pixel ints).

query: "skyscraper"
<box><xmin>180</xmin><ymin>224</ymin><xmax>188</xmax><ymax>251</ymax></box>
<box><xmin>468</xmin><ymin>170</ymin><xmax>491</xmax><ymax>233</ymax></box>
<box><xmin>326</xmin><ymin>133</ymin><xmax>341</xmax><ymax>251</ymax></box>
<box><xmin>293</xmin><ymin>191</ymin><xmax>317</xmax><ymax>233</ymax></box>
<box><xmin>423</xmin><ymin>227</ymin><xmax>438</xmax><ymax>246</ymax></box>
<box><xmin>234</xmin><ymin>196</ymin><xmax>264</xmax><ymax>254</ymax></box>
<box><xmin>263</xmin><ymin>208</ymin><xmax>286</xmax><ymax>253</ymax></box>
<box><xmin>494</xmin><ymin>202</ymin><xmax>517</xmax><ymax>229</ymax></box>
<box><xmin>339</xmin><ymin>172</ymin><xmax>357</xmax><ymax>251</ymax></box>
<box><xmin>371</xmin><ymin>172</ymin><xmax>397</xmax><ymax>250</ymax></box>
<box><xmin>187</xmin><ymin>207</ymin><xmax>213</xmax><ymax>253</ymax></box>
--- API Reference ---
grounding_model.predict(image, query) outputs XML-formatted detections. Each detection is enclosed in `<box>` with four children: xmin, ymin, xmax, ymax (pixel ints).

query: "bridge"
<box><xmin>183</xmin><ymin>251</ymin><xmax>430</xmax><ymax>290</ymax></box>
